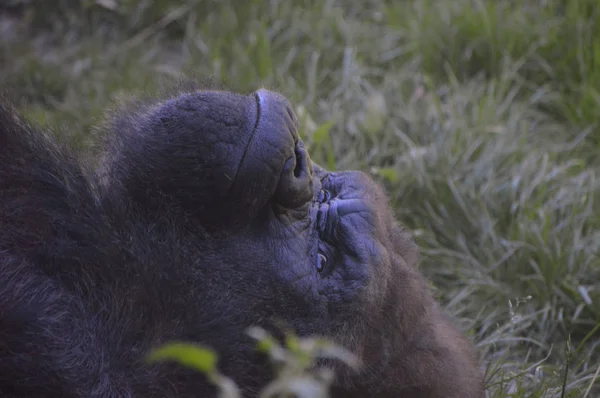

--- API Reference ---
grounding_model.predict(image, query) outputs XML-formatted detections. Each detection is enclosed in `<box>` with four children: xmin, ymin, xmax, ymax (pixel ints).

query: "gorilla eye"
<box><xmin>318</xmin><ymin>189</ymin><xmax>331</xmax><ymax>204</ymax></box>
<box><xmin>317</xmin><ymin>253</ymin><xmax>328</xmax><ymax>273</ymax></box>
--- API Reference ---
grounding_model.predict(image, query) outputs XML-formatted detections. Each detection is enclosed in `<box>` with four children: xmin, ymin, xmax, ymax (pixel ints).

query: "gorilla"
<box><xmin>0</xmin><ymin>85</ymin><xmax>484</xmax><ymax>397</ymax></box>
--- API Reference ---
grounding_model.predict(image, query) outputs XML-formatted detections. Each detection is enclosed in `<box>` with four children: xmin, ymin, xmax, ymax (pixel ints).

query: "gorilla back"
<box><xmin>0</xmin><ymin>86</ymin><xmax>484</xmax><ymax>397</ymax></box>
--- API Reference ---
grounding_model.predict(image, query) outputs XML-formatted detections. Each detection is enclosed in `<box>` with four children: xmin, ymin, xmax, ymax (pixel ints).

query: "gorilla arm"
<box><xmin>0</xmin><ymin>101</ymin><xmax>95</xmax><ymax>253</ymax></box>
<box><xmin>0</xmin><ymin>101</ymin><xmax>131</xmax><ymax>396</ymax></box>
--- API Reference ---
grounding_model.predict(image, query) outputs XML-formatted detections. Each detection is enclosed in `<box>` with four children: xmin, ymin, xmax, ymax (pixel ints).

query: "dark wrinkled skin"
<box><xmin>0</xmin><ymin>84</ymin><xmax>484</xmax><ymax>398</ymax></box>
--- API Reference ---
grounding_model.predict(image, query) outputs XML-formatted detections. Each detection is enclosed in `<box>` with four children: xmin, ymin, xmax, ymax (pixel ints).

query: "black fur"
<box><xmin>0</xmin><ymin>85</ymin><xmax>484</xmax><ymax>397</ymax></box>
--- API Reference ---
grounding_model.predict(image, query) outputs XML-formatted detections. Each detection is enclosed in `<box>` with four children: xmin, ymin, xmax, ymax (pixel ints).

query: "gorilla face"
<box><xmin>0</xmin><ymin>86</ymin><xmax>484</xmax><ymax>398</ymax></box>
<box><xmin>103</xmin><ymin>88</ymin><xmax>421</xmax><ymax>340</ymax></box>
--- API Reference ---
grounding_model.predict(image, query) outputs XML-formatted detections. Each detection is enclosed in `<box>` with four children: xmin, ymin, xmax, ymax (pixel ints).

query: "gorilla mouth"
<box><xmin>317</xmin><ymin>186</ymin><xmax>332</xmax><ymax>203</ymax></box>
<box><xmin>315</xmin><ymin>187</ymin><xmax>332</xmax><ymax>232</ymax></box>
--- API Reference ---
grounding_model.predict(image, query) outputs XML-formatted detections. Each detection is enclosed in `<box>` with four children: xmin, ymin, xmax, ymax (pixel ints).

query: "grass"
<box><xmin>1</xmin><ymin>0</ymin><xmax>600</xmax><ymax>396</ymax></box>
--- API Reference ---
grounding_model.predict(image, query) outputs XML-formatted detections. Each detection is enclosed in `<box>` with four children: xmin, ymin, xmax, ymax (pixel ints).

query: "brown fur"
<box><xmin>0</xmin><ymin>85</ymin><xmax>484</xmax><ymax>397</ymax></box>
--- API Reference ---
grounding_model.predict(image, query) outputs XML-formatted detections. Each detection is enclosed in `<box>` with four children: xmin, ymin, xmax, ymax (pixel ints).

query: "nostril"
<box><xmin>273</xmin><ymin>139</ymin><xmax>314</xmax><ymax>209</ymax></box>
<box><xmin>248</xmin><ymin>89</ymin><xmax>314</xmax><ymax>210</ymax></box>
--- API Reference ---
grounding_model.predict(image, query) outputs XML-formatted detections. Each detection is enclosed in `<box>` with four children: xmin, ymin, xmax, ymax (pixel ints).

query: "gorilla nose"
<box><xmin>254</xmin><ymin>89</ymin><xmax>314</xmax><ymax>209</ymax></box>
<box><xmin>273</xmin><ymin>139</ymin><xmax>314</xmax><ymax>208</ymax></box>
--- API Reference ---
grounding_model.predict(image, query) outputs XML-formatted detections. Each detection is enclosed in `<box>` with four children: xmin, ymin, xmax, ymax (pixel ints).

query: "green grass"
<box><xmin>1</xmin><ymin>0</ymin><xmax>600</xmax><ymax>396</ymax></box>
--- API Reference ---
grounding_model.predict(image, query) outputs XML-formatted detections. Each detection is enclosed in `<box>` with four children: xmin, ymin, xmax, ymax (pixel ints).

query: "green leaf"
<box><xmin>285</xmin><ymin>334</ymin><xmax>300</xmax><ymax>353</ymax></box>
<box><xmin>147</xmin><ymin>342</ymin><xmax>218</xmax><ymax>374</ymax></box>
<box><xmin>247</xmin><ymin>326</ymin><xmax>278</xmax><ymax>354</ymax></box>
<box><xmin>312</xmin><ymin>121</ymin><xmax>334</xmax><ymax>145</ymax></box>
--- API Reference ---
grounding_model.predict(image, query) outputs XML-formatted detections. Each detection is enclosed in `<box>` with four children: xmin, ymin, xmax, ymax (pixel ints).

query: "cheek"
<box><xmin>332</xmin><ymin>215</ymin><xmax>395</xmax><ymax>301</ymax></box>
<box><xmin>335</xmin><ymin>210</ymin><xmax>383</xmax><ymax>263</ymax></box>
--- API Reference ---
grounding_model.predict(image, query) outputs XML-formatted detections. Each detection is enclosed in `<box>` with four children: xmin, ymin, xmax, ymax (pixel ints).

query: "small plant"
<box><xmin>147</xmin><ymin>326</ymin><xmax>361</xmax><ymax>398</ymax></box>
<box><xmin>147</xmin><ymin>342</ymin><xmax>240</xmax><ymax>398</ymax></box>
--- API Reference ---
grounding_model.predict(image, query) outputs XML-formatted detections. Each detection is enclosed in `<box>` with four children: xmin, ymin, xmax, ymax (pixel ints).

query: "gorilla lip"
<box><xmin>314</xmin><ymin>173</ymin><xmax>337</xmax><ymax>239</ymax></box>
<box><xmin>316</xmin><ymin>199</ymin><xmax>330</xmax><ymax>234</ymax></box>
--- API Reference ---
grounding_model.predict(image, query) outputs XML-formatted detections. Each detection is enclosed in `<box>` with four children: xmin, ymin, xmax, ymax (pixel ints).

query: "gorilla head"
<box><xmin>0</xmin><ymin>86</ymin><xmax>484</xmax><ymax>397</ymax></box>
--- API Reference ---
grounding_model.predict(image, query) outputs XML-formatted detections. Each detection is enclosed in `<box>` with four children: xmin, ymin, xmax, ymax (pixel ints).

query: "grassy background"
<box><xmin>1</xmin><ymin>0</ymin><xmax>599</xmax><ymax>396</ymax></box>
